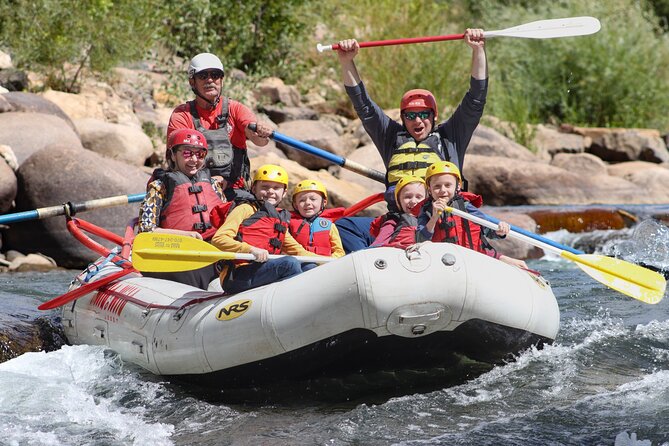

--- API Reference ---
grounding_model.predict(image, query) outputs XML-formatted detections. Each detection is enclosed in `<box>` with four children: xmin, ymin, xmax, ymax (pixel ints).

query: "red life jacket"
<box><xmin>288</xmin><ymin>211</ymin><xmax>333</xmax><ymax>256</ymax></box>
<box><xmin>431</xmin><ymin>192</ymin><xmax>494</xmax><ymax>255</ymax></box>
<box><xmin>370</xmin><ymin>212</ymin><xmax>418</xmax><ymax>249</ymax></box>
<box><xmin>236</xmin><ymin>201</ymin><xmax>291</xmax><ymax>254</ymax></box>
<box><xmin>156</xmin><ymin>169</ymin><xmax>224</xmax><ymax>240</ymax></box>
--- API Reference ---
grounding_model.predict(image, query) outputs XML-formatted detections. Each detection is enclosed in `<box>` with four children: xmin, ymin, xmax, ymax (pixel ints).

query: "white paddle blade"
<box><xmin>485</xmin><ymin>16</ymin><xmax>601</xmax><ymax>39</ymax></box>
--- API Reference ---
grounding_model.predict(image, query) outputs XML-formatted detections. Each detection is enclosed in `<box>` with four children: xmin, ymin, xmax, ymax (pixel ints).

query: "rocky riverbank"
<box><xmin>1</xmin><ymin>52</ymin><xmax>669</xmax><ymax>268</ymax></box>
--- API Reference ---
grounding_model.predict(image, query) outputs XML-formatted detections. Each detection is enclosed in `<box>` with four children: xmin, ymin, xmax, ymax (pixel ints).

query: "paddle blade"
<box><xmin>132</xmin><ymin>233</ymin><xmax>234</xmax><ymax>272</ymax></box>
<box><xmin>486</xmin><ymin>17</ymin><xmax>601</xmax><ymax>39</ymax></box>
<box><xmin>565</xmin><ymin>253</ymin><xmax>666</xmax><ymax>304</ymax></box>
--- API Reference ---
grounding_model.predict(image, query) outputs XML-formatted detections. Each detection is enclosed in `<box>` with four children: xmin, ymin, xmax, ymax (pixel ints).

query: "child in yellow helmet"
<box><xmin>211</xmin><ymin>164</ymin><xmax>318</xmax><ymax>293</ymax></box>
<box><xmin>370</xmin><ymin>176</ymin><xmax>426</xmax><ymax>249</ymax></box>
<box><xmin>417</xmin><ymin>161</ymin><xmax>528</xmax><ymax>268</ymax></box>
<box><xmin>289</xmin><ymin>179</ymin><xmax>345</xmax><ymax>260</ymax></box>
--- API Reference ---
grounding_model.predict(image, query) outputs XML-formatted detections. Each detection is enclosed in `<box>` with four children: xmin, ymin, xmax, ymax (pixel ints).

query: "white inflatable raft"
<box><xmin>62</xmin><ymin>241</ymin><xmax>559</xmax><ymax>386</ymax></box>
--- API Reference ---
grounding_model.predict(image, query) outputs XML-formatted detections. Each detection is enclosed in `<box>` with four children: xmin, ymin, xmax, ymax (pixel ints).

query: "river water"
<box><xmin>1</xmin><ymin>219</ymin><xmax>668</xmax><ymax>445</ymax></box>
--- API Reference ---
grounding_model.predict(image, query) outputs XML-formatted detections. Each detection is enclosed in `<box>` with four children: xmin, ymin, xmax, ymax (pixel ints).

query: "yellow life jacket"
<box><xmin>387</xmin><ymin>133</ymin><xmax>443</xmax><ymax>185</ymax></box>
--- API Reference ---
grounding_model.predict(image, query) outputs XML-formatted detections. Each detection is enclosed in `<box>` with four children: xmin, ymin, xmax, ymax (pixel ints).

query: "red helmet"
<box><xmin>400</xmin><ymin>89</ymin><xmax>438</xmax><ymax>119</ymax></box>
<box><xmin>167</xmin><ymin>129</ymin><xmax>208</xmax><ymax>151</ymax></box>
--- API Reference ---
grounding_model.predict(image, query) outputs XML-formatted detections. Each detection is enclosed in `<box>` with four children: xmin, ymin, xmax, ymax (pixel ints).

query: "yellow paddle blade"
<box><xmin>132</xmin><ymin>233</ymin><xmax>236</xmax><ymax>272</ymax></box>
<box><xmin>562</xmin><ymin>252</ymin><xmax>666</xmax><ymax>304</ymax></box>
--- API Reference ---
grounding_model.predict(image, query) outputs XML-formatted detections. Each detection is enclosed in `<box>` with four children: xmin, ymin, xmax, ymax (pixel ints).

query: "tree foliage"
<box><xmin>157</xmin><ymin>0</ymin><xmax>311</xmax><ymax>81</ymax></box>
<box><xmin>0</xmin><ymin>0</ymin><xmax>160</xmax><ymax>92</ymax></box>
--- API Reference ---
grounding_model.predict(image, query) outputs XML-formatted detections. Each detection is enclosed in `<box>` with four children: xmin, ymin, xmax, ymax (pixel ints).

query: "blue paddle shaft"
<box><xmin>0</xmin><ymin>193</ymin><xmax>146</xmax><ymax>225</ymax></box>
<box><xmin>482</xmin><ymin>212</ymin><xmax>583</xmax><ymax>255</ymax></box>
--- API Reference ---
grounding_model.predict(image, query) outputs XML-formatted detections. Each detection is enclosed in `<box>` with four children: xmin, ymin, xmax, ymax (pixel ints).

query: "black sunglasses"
<box><xmin>195</xmin><ymin>70</ymin><xmax>223</xmax><ymax>81</ymax></box>
<box><xmin>404</xmin><ymin>110</ymin><xmax>432</xmax><ymax>120</ymax></box>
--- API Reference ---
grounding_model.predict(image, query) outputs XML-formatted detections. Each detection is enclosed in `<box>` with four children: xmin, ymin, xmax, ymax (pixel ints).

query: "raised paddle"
<box><xmin>317</xmin><ymin>16</ymin><xmax>601</xmax><ymax>52</ymax></box>
<box><xmin>443</xmin><ymin>205</ymin><xmax>666</xmax><ymax>304</ymax></box>
<box><xmin>248</xmin><ymin>123</ymin><xmax>385</xmax><ymax>183</ymax></box>
<box><xmin>0</xmin><ymin>193</ymin><xmax>146</xmax><ymax>225</ymax></box>
<box><xmin>132</xmin><ymin>233</ymin><xmax>334</xmax><ymax>273</ymax></box>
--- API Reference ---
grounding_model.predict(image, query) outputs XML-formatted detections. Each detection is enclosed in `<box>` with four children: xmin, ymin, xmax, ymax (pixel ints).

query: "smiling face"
<box><xmin>252</xmin><ymin>180</ymin><xmax>286</xmax><ymax>205</ymax></box>
<box><xmin>397</xmin><ymin>182</ymin><xmax>426</xmax><ymax>214</ymax></box>
<box><xmin>401</xmin><ymin>108</ymin><xmax>434</xmax><ymax>141</ymax></box>
<box><xmin>170</xmin><ymin>145</ymin><xmax>207</xmax><ymax>176</ymax></box>
<box><xmin>428</xmin><ymin>173</ymin><xmax>459</xmax><ymax>202</ymax></box>
<box><xmin>189</xmin><ymin>69</ymin><xmax>223</xmax><ymax>104</ymax></box>
<box><xmin>293</xmin><ymin>191</ymin><xmax>324</xmax><ymax>218</ymax></box>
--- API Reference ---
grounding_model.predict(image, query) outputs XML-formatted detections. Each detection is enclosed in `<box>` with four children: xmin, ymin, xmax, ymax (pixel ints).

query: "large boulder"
<box><xmin>74</xmin><ymin>118</ymin><xmax>154</xmax><ymax>166</ymax></box>
<box><xmin>550</xmin><ymin>152</ymin><xmax>608</xmax><ymax>177</ymax></box>
<box><xmin>531</xmin><ymin>124</ymin><xmax>590</xmax><ymax>161</ymax></box>
<box><xmin>5</xmin><ymin>144</ymin><xmax>149</xmax><ymax>267</ymax></box>
<box><xmin>586</xmin><ymin>129</ymin><xmax>669</xmax><ymax>163</ymax></box>
<box><xmin>2</xmin><ymin>92</ymin><xmax>77</xmax><ymax>133</ymax></box>
<box><xmin>468</xmin><ymin>125</ymin><xmax>539</xmax><ymax>162</ymax></box>
<box><xmin>0</xmin><ymin>94</ymin><xmax>14</xmax><ymax>112</ymax></box>
<box><xmin>607</xmin><ymin>161</ymin><xmax>669</xmax><ymax>198</ymax></box>
<box><xmin>337</xmin><ymin>143</ymin><xmax>386</xmax><ymax>194</ymax></box>
<box><xmin>41</xmin><ymin>79</ymin><xmax>141</xmax><ymax>127</ymax></box>
<box><xmin>465</xmin><ymin>154</ymin><xmax>651</xmax><ymax>205</ymax></box>
<box><xmin>275</xmin><ymin>120</ymin><xmax>348</xmax><ymax>170</ymax></box>
<box><xmin>0</xmin><ymin>68</ymin><xmax>29</xmax><ymax>91</ymax></box>
<box><xmin>256</xmin><ymin>77</ymin><xmax>301</xmax><ymax>107</ymax></box>
<box><xmin>485</xmin><ymin>211</ymin><xmax>543</xmax><ymax>259</ymax></box>
<box><xmin>0</xmin><ymin>112</ymin><xmax>82</xmax><ymax>165</ymax></box>
<box><xmin>0</xmin><ymin>156</ymin><xmax>16</xmax><ymax>213</ymax></box>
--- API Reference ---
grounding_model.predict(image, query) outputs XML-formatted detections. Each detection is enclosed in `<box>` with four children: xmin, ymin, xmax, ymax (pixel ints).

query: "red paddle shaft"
<box><xmin>327</xmin><ymin>33</ymin><xmax>464</xmax><ymax>51</ymax></box>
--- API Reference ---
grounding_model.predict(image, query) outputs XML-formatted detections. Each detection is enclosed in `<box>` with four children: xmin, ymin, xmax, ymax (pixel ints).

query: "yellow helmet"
<box><xmin>425</xmin><ymin>161</ymin><xmax>461</xmax><ymax>185</ymax></box>
<box><xmin>394</xmin><ymin>175</ymin><xmax>426</xmax><ymax>204</ymax></box>
<box><xmin>253</xmin><ymin>164</ymin><xmax>288</xmax><ymax>186</ymax></box>
<box><xmin>292</xmin><ymin>179</ymin><xmax>328</xmax><ymax>201</ymax></box>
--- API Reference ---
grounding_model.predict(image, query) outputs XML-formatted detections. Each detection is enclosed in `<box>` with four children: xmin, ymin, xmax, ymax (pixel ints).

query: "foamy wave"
<box><xmin>0</xmin><ymin>345</ymin><xmax>174</xmax><ymax>446</ymax></box>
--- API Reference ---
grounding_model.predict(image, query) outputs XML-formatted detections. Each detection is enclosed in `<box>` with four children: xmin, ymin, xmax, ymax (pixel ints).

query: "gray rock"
<box><xmin>0</xmin><ymin>157</ymin><xmax>16</xmax><ymax>213</ymax></box>
<box><xmin>2</xmin><ymin>92</ymin><xmax>78</xmax><ymax>133</ymax></box>
<box><xmin>5</xmin><ymin>144</ymin><xmax>150</xmax><ymax>267</ymax></box>
<box><xmin>275</xmin><ymin>120</ymin><xmax>347</xmax><ymax>170</ymax></box>
<box><xmin>588</xmin><ymin>130</ymin><xmax>669</xmax><ymax>163</ymax></box>
<box><xmin>0</xmin><ymin>112</ymin><xmax>82</xmax><ymax>165</ymax></box>
<box><xmin>74</xmin><ymin>118</ymin><xmax>154</xmax><ymax>166</ymax></box>
<box><xmin>550</xmin><ymin>152</ymin><xmax>608</xmax><ymax>177</ymax></box>
<box><xmin>0</xmin><ymin>68</ymin><xmax>28</xmax><ymax>91</ymax></box>
<box><xmin>260</xmin><ymin>105</ymin><xmax>318</xmax><ymax>124</ymax></box>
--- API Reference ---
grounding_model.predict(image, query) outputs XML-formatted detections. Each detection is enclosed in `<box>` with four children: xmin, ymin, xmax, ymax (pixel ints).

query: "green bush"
<box><xmin>158</xmin><ymin>0</ymin><xmax>312</xmax><ymax>83</ymax></box>
<box><xmin>471</xmin><ymin>0</ymin><xmax>669</xmax><ymax>132</ymax></box>
<box><xmin>311</xmin><ymin>0</ymin><xmax>476</xmax><ymax>113</ymax></box>
<box><xmin>0</xmin><ymin>0</ymin><xmax>160</xmax><ymax>92</ymax></box>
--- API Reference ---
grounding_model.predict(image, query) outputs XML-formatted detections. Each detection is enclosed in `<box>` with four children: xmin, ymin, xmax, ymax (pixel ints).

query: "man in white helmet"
<box><xmin>168</xmin><ymin>52</ymin><xmax>274</xmax><ymax>202</ymax></box>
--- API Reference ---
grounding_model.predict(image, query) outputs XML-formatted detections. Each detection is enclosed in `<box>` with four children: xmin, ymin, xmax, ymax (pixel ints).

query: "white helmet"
<box><xmin>188</xmin><ymin>53</ymin><xmax>224</xmax><ymax>78</ymax></box>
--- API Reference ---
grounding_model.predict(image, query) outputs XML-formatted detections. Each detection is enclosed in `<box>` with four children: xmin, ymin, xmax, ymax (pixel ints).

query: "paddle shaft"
<box><xmin>248</xmin><ymin>124</ymin><xmax>385</xmax><ymax>184</ymax></box>
<box><xmin>0</xmin><ymin>193</ymin><xmax>145</xmax><ymax>225</ymax></box>
<box><xmin>135</xmin><ymin>248</ymin><xmax>330</xmax><ymax>264</ymax></box>
<box><xmin>444</xmin><ymin>206</ymin><xmax>661</xmax><ymax>292</ymax></box>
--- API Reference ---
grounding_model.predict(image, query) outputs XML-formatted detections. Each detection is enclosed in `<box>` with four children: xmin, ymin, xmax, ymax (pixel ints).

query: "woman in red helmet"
<box><xmin>138</xmin><ymin>128</ymin><xmax>226</xmax><ymax>288</ymax></box>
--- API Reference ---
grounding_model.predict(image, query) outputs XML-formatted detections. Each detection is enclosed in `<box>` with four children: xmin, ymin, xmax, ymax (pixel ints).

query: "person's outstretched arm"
<box><xmin>464</xmin><ymin>28</ymin><xmax>487</xmax><ymax>80</ymax></box>
<box><xmin>337</xmin><ymin>39</ymin><xmax>361</xmax><ymax>87</ymax></box>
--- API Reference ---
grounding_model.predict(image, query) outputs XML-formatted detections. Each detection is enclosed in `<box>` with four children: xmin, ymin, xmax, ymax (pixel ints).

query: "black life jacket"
<box><xmin>189</xmin><ymin>97</ymin><xmax>251</xmax><ymax>187</ymax></box>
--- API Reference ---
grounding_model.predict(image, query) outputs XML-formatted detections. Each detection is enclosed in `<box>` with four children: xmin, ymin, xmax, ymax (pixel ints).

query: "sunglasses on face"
<box><xmin>179</xmin><ymin>149</ymin><xmax>208</xmax><ymax>160</ymax></box>
<box><xmin>195</xmin><ymin>70</ymin><xmax>223</xmax><ymax>81</ymax></box>
<box><xmin>404</xmin><ymin>110</ymin><xmax>432</xmax><ymax>120</ymax></box>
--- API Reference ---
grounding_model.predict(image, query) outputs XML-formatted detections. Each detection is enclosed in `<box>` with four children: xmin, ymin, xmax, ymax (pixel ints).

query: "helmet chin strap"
<box><xmin>191</xmin><ymin>86</ymin><xmax>220</xmax><ymax>109</ymax></box>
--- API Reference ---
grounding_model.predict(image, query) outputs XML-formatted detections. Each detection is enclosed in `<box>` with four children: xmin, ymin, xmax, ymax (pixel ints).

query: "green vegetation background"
<box><xmin>1</xmin><ymin>0</ymin><xmax>668</xmax><ymax>144</ymax></box>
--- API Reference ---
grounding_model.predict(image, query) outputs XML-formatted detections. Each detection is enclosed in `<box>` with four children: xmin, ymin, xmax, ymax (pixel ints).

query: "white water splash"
<box><xmin>0</xmin><ymin>345</ymin><xmax>174</xmax><ymax>446</ymax></box>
